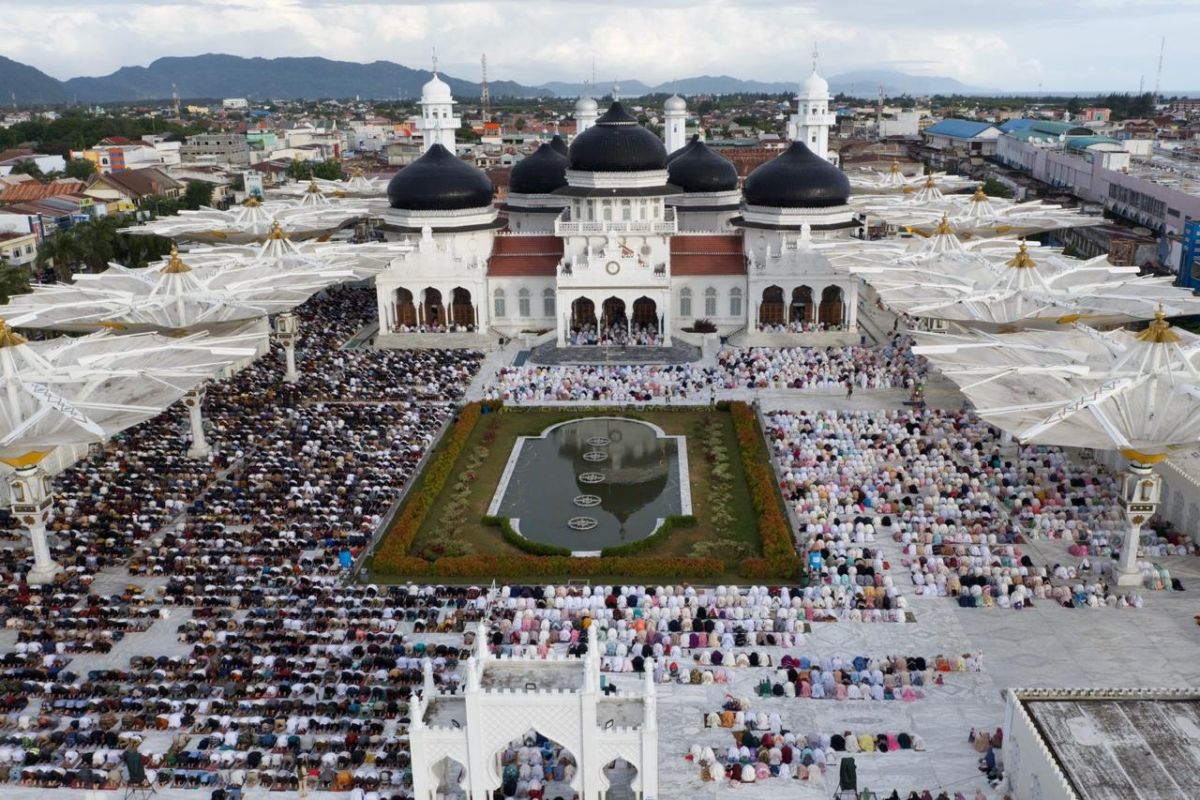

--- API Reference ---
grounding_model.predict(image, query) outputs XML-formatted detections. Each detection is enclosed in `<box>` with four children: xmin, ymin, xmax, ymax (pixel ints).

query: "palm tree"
<box><xmin>35</xmin><ymin>232</ymin><xmax>83</xmax><ymax>282</ymax></box>
<box><xmin>0</xmin><ymin>263</ymin><xmax>30</xmax><ymax>303</ymax></box>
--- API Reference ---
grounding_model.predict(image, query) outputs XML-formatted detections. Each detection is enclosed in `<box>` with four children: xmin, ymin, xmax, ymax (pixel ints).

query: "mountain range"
<box><xmin>0</xmin><ymin>53</ymin><xmax>994</xmax><ymax>106</ymax></box>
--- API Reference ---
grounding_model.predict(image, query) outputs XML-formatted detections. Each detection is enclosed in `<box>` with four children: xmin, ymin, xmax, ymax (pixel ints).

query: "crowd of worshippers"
<box><xmin>754</xmin><ymin>320</ymin><xmax>846</xmax><ymax>334</ymax></box>
<box><xmin>496</xmin><ymin>731</ymin><xmax>578</xmax><ymax>800</ymax></box>
<box><xmin>567</xmin><ymin>322</ymin><xmax>661</xmax><ymax>347</ymax></box>
<box><xmin>483</xmin><ymin>364</ymin><xmax>718</xmax><ymax>404</ymax></box>
<box><xmin>719</xmin><ymin>335</ymin><xmax>925</xmax><ymax>392</ymax></box>
<box><xmin>764</xmin><ymin>408</ymin><xmax>1182</xmax><ymax>608</ymax></box>
<box><xmin>390</xmin><ymin>322</ymin><xmax>476</xmax><ymax>334</ymax></box>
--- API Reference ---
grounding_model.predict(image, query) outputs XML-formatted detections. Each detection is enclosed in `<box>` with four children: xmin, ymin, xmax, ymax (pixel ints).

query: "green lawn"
<box><xmin>399</xmin><ymin>406</ymin><xmax>761</xmax><ymax>580</ymax></box>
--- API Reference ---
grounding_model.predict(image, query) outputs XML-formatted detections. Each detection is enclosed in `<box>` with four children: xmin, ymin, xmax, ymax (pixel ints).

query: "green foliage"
<box><xmin>183</xmin><ymin>180</ymin><xmax>213</xmax><ymax>210</ymax></box>
<box><xmin>0</xmin><ymin>264</ymin><xmax>31</xmax><ymax>303</ymax></box>
<box><xmin>981</xmin><ymin>177</ymin><xmax>1012</xmax><ymax>199</ymax></box>
<box><xmin>287</xmin><ymin>158</ymin><xmax>344</xmax><ymax>181</ymax></box>
<box><xmin>62</xmin><ymin>158</ymin><xmax>97</xmax><ymax>180</ymax></box>
<box><xmin>34</xmin><ymin>216</ymin><xmax>174</xmax><ymax>279</ymax></box>
<box><xmin>483</xmin><ymin>516</ymin><xmax>573</xmax><ymax>557</ymax></box>
<box><xmin>600</xmin><ymin>515</ymin><xmax>696</xmax><ymax>558</ymax></box>
<box><xmin>0</xmin><ymin>111</ymin><xmax>201</xmax><ymax>157</ymax></box>
<box><xmin>9</xmin><ymin>160</ymin><xmax>45</xmax><ymax>180</ymax></box>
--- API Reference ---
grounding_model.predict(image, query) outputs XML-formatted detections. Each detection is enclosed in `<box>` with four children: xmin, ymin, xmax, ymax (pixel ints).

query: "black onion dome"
<box><xmin>667</xmin><ymin>134</ymin><xmax>700</xmax><ymax>164</ymax></box>
<box><xmin>742</xmin><ymin>142</ymin><xmax>850</xmax><ymax>208</ymax></box>
<box><xmin>550</xmin><ymin>134</ymin><xmax>569</xmax><ymax>157</ymax></box>
<box><xmin>568</xmin><ymin>101</ymin><xmax>667</xmax><ymax>172</ymax></box>
<box><xmin>387</xmin><ymin>144</ymin><xmax>494</xmax><ymax>211</ymax></box>
<box><xmin>668</xmin><ymin>139</ymin><xmax>738</xmax><ymax>193</ymax></box>
<box><xmin>509</xmin><ymin>143</ymin><xmax>569</xmax><ymax>195</ymax></box>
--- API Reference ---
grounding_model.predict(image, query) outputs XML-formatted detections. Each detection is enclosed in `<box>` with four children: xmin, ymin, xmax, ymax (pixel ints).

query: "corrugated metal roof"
<box><xmin>923</xmin><ymin>119</ymin><xmax>999</xmax><ymax>139</ymax></box>
<box><xmin>487</xmin><ymin>235</ymin><xmax>562</xmax><ymax>276</ymax></box>
<box><xmin>0</xmin><ymin>180</ymin><xmax>87</xmax><ymax>203</ymax></box>
<box><xmin>670</xmin><ymin>234</ymin><xmax>745</xmax><ymax>275</ymax></box>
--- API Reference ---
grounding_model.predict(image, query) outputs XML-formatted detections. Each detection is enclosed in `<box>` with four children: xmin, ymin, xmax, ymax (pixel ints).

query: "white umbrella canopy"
<box><xmin>851</xmin><ymin>183</ymin><xmax>1101</xmax><ymax>238</ymax></box>
<box><xmin>848</xmin><ymin>165</ymin><xmax>976</xmax><ymax>195</ymax></box>
<box><xmin>179</xmin><ymin>220</ymin><xmax>413</xmax><ymax>280</ymax></box>
<box><xmin>2</xmin><ymin>246</ymin><xmax>360</xmax><ymax>332</ymax></box>
<box><xmin>913</xmin><ymin>313</ymin><xmax>1200</xmax><ymax>459</ymax></box>
<box><xmin>269</xmin><ymin>171</ymin><xmax>388</xmax><ymax>199</ymax></box>
<box><xmin>0</xmin><ymin>322</ymin><xmax>257</xmax><ymax>458</ymax></box>
<box><xmin>119</xmin><ymin>195</ymin><xmax>370</xmax><ymax>244</ymax></box>
<box><xmin>828</xmin><ymin>237</ymin><xmax>1200</xmax><ymax>328</ymax></box>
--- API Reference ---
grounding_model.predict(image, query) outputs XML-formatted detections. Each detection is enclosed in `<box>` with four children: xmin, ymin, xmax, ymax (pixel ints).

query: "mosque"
<box><xmin>376</xmin><ymin>66</ymin><xmax>861</xmax><ymax>348</ymax></box>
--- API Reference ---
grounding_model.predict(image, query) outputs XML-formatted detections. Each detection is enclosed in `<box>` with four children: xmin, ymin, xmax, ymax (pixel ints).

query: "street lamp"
<box><xmin>273</xmin><ymin>311</ymin><xmax>300</xmax><ymax>383</ymax></box>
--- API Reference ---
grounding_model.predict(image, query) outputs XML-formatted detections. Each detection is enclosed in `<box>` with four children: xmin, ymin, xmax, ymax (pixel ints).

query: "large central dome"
<box><xmin>569</xmin><ymin>101</ymin><xmax>667</xmax><ymax>173</ymax></box>
<box><xmin>743</xmin><ymin>142</ymin><xmax>850</xmax><ymax>208</ymax></box>
<box><xmin>387</xmin><ymin>144</ymin><xmax>494</xmax><ymax>211</ymax></box>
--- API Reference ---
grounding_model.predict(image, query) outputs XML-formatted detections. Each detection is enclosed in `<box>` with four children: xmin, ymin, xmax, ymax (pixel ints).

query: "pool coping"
<box><xmin>487</xmin><ymin>416</ymin><xmax>692</xmax><ymax>556</ymax></box>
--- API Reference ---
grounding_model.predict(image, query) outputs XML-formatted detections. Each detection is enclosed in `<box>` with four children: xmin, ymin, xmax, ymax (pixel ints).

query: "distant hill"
<box><xmin>0</xmin><ymin>54</ymin><xmax>997</xmax><ymax>106</ymax></box>
<box><xmin>0</xmin><ymin>56</ymin><xmax>72</xmax><ymax>105</ymax></box>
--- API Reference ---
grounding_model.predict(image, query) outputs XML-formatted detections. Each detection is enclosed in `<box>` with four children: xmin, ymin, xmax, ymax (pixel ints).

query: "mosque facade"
<box><xmin>376</xmin><ymin>68</ymin><xmax>860</xmax><ymax>348</ymax></box>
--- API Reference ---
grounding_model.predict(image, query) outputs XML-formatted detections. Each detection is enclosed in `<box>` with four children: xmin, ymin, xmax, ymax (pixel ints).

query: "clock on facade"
<box><xmin>605</xmin><ymin>261</ymin><xmax>621</xmax><ymax>275</ymax></box>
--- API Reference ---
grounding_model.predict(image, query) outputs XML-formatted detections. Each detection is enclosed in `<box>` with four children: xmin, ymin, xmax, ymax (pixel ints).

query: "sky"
<box><xmin>3</xmin><ymin>0</ymin><xmax>1200</xmax><ymax>93</ymax></box>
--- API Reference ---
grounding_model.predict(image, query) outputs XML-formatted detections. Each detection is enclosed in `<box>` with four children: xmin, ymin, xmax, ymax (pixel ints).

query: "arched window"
<box><xmin>704</xmin><ymin>287</ymin><xmax>718</xmax><ymax>317</ymax></box>
<box><xmin>493</xmin><ymin>288</ymin><xmax>506</xmax><ymax>318</ymax></box>
<box><xmin>543</xmin><ymin>288</ymin><xmax>555</xmax><ymax>318</ymax></box>
<box><xmin>730</xmin><ymin>286</ymin><xmax>743</xmax><ymax>318</ymax></box>
<box><xmin>679</xmin><ymin>287</ymin><xmax>692</xmax><ymax>318</ymax></box>
<box><xmin>518</xmin><ymin>288</ymin><xmax>531</xmax><ymax>317</ymax></box>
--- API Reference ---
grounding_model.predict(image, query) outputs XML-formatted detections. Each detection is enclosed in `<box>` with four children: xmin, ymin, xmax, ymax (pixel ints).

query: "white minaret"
<box><xmin>787</xmin><ymin>45</ymin><xmax>837</xmax><ymax>162</ymax></box>
<box><xmin>575</xmin><ymin>92</ymin><xmax>599</xmax><ymax>135</ymax></box>
<box><xmin>664</xmin><ymin>93</ymin><xmax>687</xmax><ymax>154</ymax></box>
<box><xmin>417</xmin><ymin>61</ymin><xmax>460</xmax><ymax>153</ymax></box>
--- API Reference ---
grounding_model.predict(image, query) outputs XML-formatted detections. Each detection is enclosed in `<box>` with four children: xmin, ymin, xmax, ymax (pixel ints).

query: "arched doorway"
<box><xmin>790</xmin><ymin>286</ymin><xmax>813</xmax><ymax>327</ymax></box>
<box><xmin>571</xmin><ymin>297</ymin><xmax>597</xmax><ymax>344</ymax></box>
<box><xmin>603</xmin><ymin>757</ymin><xmax>638</xmax><ymax>800</ymax></box>
<box><xmin>423</xmin><ymin>287</ymin><xmax>444</xmax><ymax>330</ymax></box>
<box><xmin>395</xmin><ymin>287</ymin><xmax>417</xmax><ymax>329</ymax></box>
<box><xmin>494</xmin><ymin>729</ymin><xmax>578</xmax><ymax>800</ymax></box>
<box><xmin>759</xmin><ymin>285</ymin><xmax>784</xmax><ymax>327</ymax></box>
<box><xmin>450</xmin><ymin>287</ymin><xmax>475</xmax><ymax>330</ymax></box>
<box><xmin>601</xmin><ymin>297</ymin><xmax>627</xmax><ymax>334</ymax></box>
<box><xmin>632</xmin><ymin>297</ymin><xmax>658</xmax><ymax>345</ymax></box>
<box><xmin>430</xmin><ymin>755</ymin><xmax>467</xmax><ymax>800</ymax></box>
<box><xmin>819</xmin><ymin>285</ymin><xmax>844</xmax><ymax>328</ymax></box>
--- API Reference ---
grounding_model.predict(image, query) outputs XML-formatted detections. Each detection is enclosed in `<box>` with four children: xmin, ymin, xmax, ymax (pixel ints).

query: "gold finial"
<box><xmin>307</xmin><ymin>179</ymin><xmax>322</xmax><ymax>193</ymax></box>
<box><xmin>163</xmin><ymin>248</ymin><xmax>191</xmax><ymax>274</ymax></box>
<box><xmin>924</xmin><ymin>174</ymin><xmax>936</xmax><ymax>189</ymax></box>
<box><xmin>244</xmin><ymin>196</ymin><xmax>261</xmax><ymax>207</ymax></box>
<box><xmin>889</xmin><ymin>160</ymin><xmax>900</xmax><ymax>175</ymax></box>
<box><xmin>1136</xmin><ymin>304</ymin><xmax>1180</xmax><ymax>344</ymax></box>
<box><xmin>972</xmin><ymin>183</ymin><xmax>987</xmax><ymax>201</ymax></box>
<box><xmin>935</xmin><ymin>213</ymin><xmax>953</xmax><ymax>236</ymax></box>
<box><xmin>351</xmin><ymin>167</ymin><xmax>365</xmax><ymax>178</ymax></box>
<box><xmin>268</xmin><ymin>220</ymin><xmax>288</xmax><ymax>240</ymax></box>
<box><xmin>1006</xmin><ymin>239</ymin><xmax>1037</xmax><ymax>269</ymax></box>
<box><xmin>0</xmin><ymin>318</ymin><xmax>27</xmax><ymax>349</ymax></box>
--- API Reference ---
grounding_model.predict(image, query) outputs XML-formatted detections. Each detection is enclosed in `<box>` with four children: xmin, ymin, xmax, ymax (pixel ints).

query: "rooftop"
<box><xmin>480</xmin><ymin>659</ymin><xmax>585</xmax><ymax>692</ymax></box>
<box><xmin>1017</xmin><ymin>690</ymin><xmax>1200</xmax><ymax>800</ymax></box>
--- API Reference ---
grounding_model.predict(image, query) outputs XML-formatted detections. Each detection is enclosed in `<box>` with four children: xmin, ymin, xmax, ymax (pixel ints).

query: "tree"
<box><xmin>63</xmin><ymin>158</ymin><xmax>97</xmax><ymax>181</ymax></box>
<box><xmin>183</xmin><ymin>180</ymin><xmax>213</xmax><ymax>210</ymax></box>
<box><xmin>981</xmin><ymin>177</ymin><xmax>1013</xmax><ymax>199</ymax></box>
<box><xmin>35</xmin><ymin>232</ymin><xmax>84</xmax><ymax>281</ymax></box>
<box><xmin>0</xmin><ymin>263</ymin><xmax>30</xmax><ymax>303</ymax></box>
<box><xmin>513</xmin><ymin>117</ymin><xmax>527</xmax><ymax>132</ymax></box>
<box><xmin>9</xmin><ymin>160</ymin><xmax>45</xmax><ymax>180</ymax></box>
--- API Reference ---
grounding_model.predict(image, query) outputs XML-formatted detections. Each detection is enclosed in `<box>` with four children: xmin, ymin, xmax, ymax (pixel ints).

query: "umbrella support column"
<box><xmin>1117</xmin><ymin>461</ymin><xmax>1162</xmax><ymax>587</ymax></box>
<box><xmin>10</xmin><ymin>465</ymin><xmax>61</xmax><ymax>585</ymax></box>
<box><xmin>184</xmin><ymin>387</ymin><xmax>211</xmax><ymax>459</ymax></box>
<box><xmin>273</xmin><ymin>311</ymin><xmax>300</xmax><ymax>383</ymax></box>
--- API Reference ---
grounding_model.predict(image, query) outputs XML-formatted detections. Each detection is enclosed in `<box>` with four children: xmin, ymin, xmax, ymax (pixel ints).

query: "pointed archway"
<box><xmin>759</xmin><ymin>285</ymin><xmax>784</xmax><ymax>326</ymax></box>
<box><xmin>493</xmin><ymin>729</ymin><xmax>578</xmax><ymax>800</ymax></box>
<box><xmin>423</xmin><ymin>287</ymin><xmax>444</xmax><ymax>329</ymax></box>
<box><xmin>451</xmin><ymin>287</ymin><xmax>475</xmax><ymax>330</ymax></box>
<box><xmin>430</xmin><ymin>755</ymin><xmax>467</xmax><ymax>800</ymax></box>
<box><xmin>819</xmin><ymin>285</ymin><xmax>844</xmax><ymax>328</ymax></box>
<box><xmin>395</xmin><ymin>287</ymin><xmax>417</xmax><ymax>329</ymax></box>
<box><xmin>571</xmin><ymin>297</ymin><xmax>597</xmax><ymax>344</ymax></box>
<box><xmin>790</xmin><ymin>285</ymin><xmax>813</xmax><ymax>326</ymax></box>
<box><xmin>603</xmin><ymin>757</ymin><xmax>638</xmax><ymax>800</ymax></box>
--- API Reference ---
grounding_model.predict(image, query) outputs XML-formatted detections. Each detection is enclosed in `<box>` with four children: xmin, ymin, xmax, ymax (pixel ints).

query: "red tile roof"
<box><xmin>487</xmin><ymin>235</ymin><xmax>562</xmax><ymax>276</ymax></box>
<box><xmin>0</xmin><ymin>148</ymin><xmax>34</xmax><ymax>163</ymax></box>
<box><xmin>671</xmin><ymin>234</ymin><xmax>746</xmax><ymax>275</ymax></box>
<box><xmin>0</xmin><ymin>180</ymin><xmax>87</xmax><ymax>204</ymax></box>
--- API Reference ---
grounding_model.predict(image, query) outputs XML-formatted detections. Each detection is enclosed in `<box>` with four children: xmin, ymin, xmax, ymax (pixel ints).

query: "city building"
<box><xmin>375</xmin><ymin>78</ymin><xmax>858</xmax><ymax>348</ymax></box>
<box><xmin>919</xmin><ymin>119</ymin><xmax>1002</xmax><ymax>169</ymax></box>
<box><xmin>222</xmin><ymin>98</ymin><xmax>249</xmax><ymax>110</ymax></box>
<box><xmin>0</xmin><ymin>231</ymin><xmax>37</xmax><ymax>267</ymax></box>
<box><xmin>180</xmin><ymin>133</ymin><xmax>252</xmax><ymax>166</ymax></box>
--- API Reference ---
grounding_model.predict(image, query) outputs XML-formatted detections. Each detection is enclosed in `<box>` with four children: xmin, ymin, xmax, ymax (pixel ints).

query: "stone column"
<box><xmin>273</xmin><ymin>311</ymin><xmax>300</xmax><ymax>383</ymax></box>
<box><xmin>184</xmin><ymin>387</ymin><xmax>211</xmax><ymax>459</ymax></box>
<box><xmin>10</xmin><ymin>464</ymin><xmax>60</xmax><ymax>584</ymax></box>
<box><xmin>1117</xmin><ymin>461</ymin><xmax>1162</xmax><ymax>587</ymax></box>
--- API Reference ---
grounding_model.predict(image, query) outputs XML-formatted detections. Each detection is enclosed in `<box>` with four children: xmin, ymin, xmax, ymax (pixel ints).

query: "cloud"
<box><xmin>4</xmin><ymin>0</ymin><xmax>1198</xmax><ymax>92</ymax></box>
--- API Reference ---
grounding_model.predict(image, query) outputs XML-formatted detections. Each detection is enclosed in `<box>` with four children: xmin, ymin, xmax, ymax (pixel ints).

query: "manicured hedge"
<box><xmin>730</xmin><ymin>402</ymin><xmax>802</xmax><ymax>579</ymax></box>
<box><xmin>600</xmin><ymin>515</ymin><xmax>697</xmax><ymax>558</ymax></box>
<box><xmin>482</xmin><ymin>516</ymin><xmax>573</xmax><ymax>557</ymax></box>
<box><xmin>374</xmin><ymin>402</ymin><xmax>482</xmax><ymax>568</ymax></box>
<box><xmin>377</xmin><ymin>554</ymin><xmax>725</xmax><ymax>579</ymax></box>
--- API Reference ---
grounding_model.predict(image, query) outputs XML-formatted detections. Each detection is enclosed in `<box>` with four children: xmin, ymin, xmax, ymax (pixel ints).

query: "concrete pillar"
<box><xmin>184</xmin><ymin>387</ymin><xmax>211</xmax><ymax>459</ymax></box>
<box><xmin>273</xmin><ymin>312</ymin><xmax>300</xmax><ymax>383</ymax></box>
<box><xmin>1117</xmin><ymin>520</ymin><xmax>1145</xmax><ymax>586</ymax></box>
<box><xmin>10</xmin><ymin>465</ymin><xmax>60</xmax><ymax>584</ymax></box>
<box><xmin>1117</xmin><ymin>462</ymin><xmax>1161</xmax><ymax>587</ymax></box>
